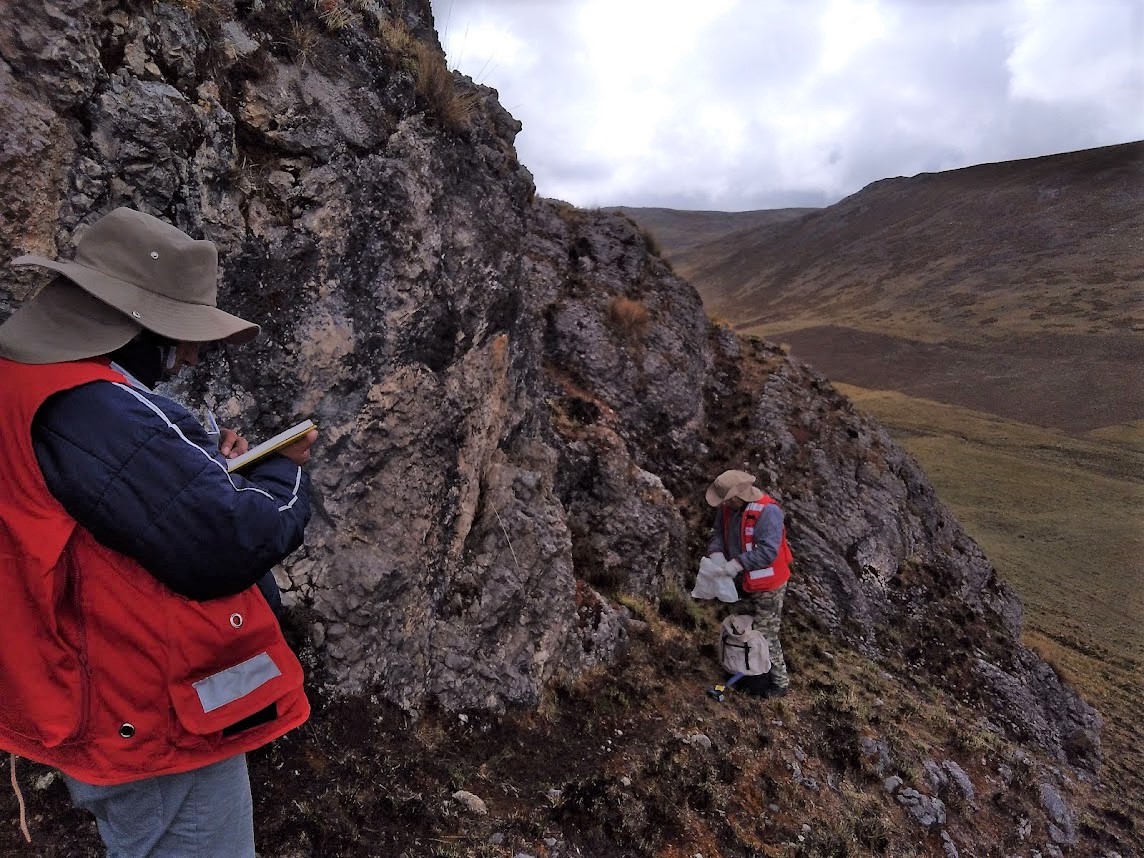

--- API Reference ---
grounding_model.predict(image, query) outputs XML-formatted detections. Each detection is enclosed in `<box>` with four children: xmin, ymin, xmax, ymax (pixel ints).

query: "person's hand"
<box><xmin>723</xmin><ymin>558</ymin><xmax>744</xmax><ymax>577</ymax></box>
<box><xmin>708</xmin><ymin>551</ymin><xmax>727</xmax><ymax>565</ymax></box>
<box><xmin>218</xmin><ymin>428</ymin><xmax>250</xmax><ymax>459</ymax></box>
<box><xmin>280</xmin><ymin>429</ymin><xmax>319</xmax><ymax>466</ymax></box>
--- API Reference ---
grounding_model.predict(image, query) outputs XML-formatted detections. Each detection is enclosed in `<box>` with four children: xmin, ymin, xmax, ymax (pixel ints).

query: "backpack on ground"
<box><xmin>718</xmin><ymin>614</ymin><xmax>772</xmax><ymax>696</ymax></box>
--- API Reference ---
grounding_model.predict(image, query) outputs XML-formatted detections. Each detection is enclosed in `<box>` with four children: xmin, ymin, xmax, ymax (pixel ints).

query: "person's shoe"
<box><xmin>763</xmin><ymin>685</ymin><xmax>789</xmax><ymax>699</ymax></box>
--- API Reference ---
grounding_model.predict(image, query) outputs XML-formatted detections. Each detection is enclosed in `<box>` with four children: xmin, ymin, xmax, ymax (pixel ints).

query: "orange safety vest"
<box><xmin>0</xmin><ymin>357</ymin><xmax>309</xmax><ymax>785</ymax></box>
<box><xmin>722</xmin><ymin>494</ymin><xmax>793</xmax><ymax>592</ymax></box>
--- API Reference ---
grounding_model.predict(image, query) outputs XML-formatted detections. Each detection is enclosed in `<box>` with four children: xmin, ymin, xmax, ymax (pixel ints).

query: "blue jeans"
<box><xmin>63</xmin><ymin>754</ymin><xmax>254</xmax><ymax>857</ymax></box>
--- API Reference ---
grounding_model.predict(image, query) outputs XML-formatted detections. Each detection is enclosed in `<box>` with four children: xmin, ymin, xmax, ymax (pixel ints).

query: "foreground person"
<box><xmin>0</xmin><ymin>207</ymin><xmax>317</xmax><ymax>855</ymax></box>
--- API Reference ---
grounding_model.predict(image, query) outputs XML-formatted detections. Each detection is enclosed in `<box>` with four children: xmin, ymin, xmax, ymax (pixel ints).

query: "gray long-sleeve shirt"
<box><xmin>707</xmin><ymin>503</ymin><xmax>784</xmax><ymax>570</ymax></box>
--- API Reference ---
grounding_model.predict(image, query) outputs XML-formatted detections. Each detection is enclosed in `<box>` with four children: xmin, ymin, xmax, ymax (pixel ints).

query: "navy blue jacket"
<box><xmin>32</xmin><ymin>376</ymin><xmax>311</xmax><ymax>602</ymax></box>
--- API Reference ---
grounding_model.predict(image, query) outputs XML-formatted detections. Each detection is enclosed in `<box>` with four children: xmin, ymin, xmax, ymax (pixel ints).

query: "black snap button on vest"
<box><xmin>230</xmin><ymin>613</ymin><xmax>243</xmax><ymax>628</ymax></box>
<box><xmin>119</xmin><ymin>723</ymin><xmax>136</xmax><ymax>739</ymax></box>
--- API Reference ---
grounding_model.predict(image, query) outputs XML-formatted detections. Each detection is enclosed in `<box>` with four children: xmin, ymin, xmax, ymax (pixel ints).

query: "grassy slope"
<box><xmin>837</xmin><ymin>383</ymin><xmax>1144</xmax><ymax>805</ymax></box>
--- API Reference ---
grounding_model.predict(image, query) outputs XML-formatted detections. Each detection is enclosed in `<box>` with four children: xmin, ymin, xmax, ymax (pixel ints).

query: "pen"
<box><xmin>203</xmin><ymin>409</ymin><xmax>221</xmax><ymax>444</ymax></box>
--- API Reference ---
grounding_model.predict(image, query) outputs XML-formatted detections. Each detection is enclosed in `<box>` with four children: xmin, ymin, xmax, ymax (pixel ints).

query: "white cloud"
<box><xmin>1007</xmin><ymin>0</ymin><xmax>1143</xmax><ymax>104</ymax></box>
<box><xmin>818</xmin><ymin>0</ymin><xmax>891</xmax><ymax>75</ymax></box>
<box><xmin>431</xmin><ymin>0</ymin><xmax>1144</xmax><ymax>210</ymax></box>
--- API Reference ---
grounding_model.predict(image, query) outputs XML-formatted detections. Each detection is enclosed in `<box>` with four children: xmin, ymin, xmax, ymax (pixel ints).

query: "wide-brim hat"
<box><xmin>705</xmin><ymin>469</ymin><xmax>765</xmax><ymax>507</ymax></box>
<box><xmin>1</xmin><ymin>207</ymin><xmax>258</xmax><ymax>364</ymax></box>
<box><xmin>0</xmin><ymin>278</ymin><xmax>143</xmax><ymax>364</ymax></box>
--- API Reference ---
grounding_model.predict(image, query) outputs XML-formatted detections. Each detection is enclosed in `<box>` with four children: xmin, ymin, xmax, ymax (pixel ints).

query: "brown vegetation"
<box><xmin>606</xmin><ymin>295</ymin><xmax>650</xmax><ymax>340</ymax></box>
<box><xmin>377</xmin><ymin>15</ymin><xmax>414</xmax><ymax>54</ymax></box>
<box><xmin>640</xmin><ymin>227</ymin><xmax>662</xmax><ymax>256</ymax></box>
<box><xmin>627</xmin><ymin>143</ymin><xmax>1144</xmax><ymax>351</ymax></box>
<box><xmin>287</xmin><ymin>19</ymin><xmax>321</xmax><ymax>66</ymax></box>
<box><xmin>410</xmin><ymin>39</ymin><xmax>478</xmax><ymax>132</ymax></box>
<box><xmin>376</xmin><ymin>14</ymin><xmax>477</xmax><ymax>132</ymax></box>
<box><xmin>770</xmin><ymin>325</ymin><xmax>1142</xmax><ymax>433</ymax></box>
<box><xmin>314</xmin><ymin>0</ymin><xmax>356</xmax><ymax>30</ymax></box>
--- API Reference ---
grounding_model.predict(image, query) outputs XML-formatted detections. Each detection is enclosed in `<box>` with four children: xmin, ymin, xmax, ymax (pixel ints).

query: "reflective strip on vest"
<box><xmin>748</xmin><ymin>566</ymin><xmax>775</xmax><ymax>581</ymax></box>
<box><xmin>741</xmin><ymin>502</ymin><xmax>767</xmax><ymax>551</ymax></box>
<box><xmin>192</xmin><ymin>652</ymin><xmax>282</xmax><ymax>713</ymax></box>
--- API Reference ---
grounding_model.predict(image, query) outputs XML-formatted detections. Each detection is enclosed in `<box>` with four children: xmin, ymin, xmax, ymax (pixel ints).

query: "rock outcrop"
<box><xmin>0</xmin><ymin>0</ymin><xmax>1099</xmax><ymax>770</ymax></box>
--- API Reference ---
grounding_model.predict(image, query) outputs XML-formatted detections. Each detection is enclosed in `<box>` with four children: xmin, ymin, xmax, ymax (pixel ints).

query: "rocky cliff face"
<box><xmin>0</xmin><ymin>0</ymin><xmax>1098</xmax><ymax>776</ymax></box>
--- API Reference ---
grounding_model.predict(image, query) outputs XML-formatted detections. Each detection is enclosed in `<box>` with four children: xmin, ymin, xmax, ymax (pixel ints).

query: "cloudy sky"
<box><xmin>428</xmin><ymin>0</ymin><xmax>1143</xmax><ymax>211</ymax></box>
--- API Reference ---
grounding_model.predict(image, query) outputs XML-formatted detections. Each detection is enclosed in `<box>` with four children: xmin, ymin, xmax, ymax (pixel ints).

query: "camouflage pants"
<box><xmin>745</xmin><ymin>583</ymin><xmax>788</xmax><ymax>689</ymax></box>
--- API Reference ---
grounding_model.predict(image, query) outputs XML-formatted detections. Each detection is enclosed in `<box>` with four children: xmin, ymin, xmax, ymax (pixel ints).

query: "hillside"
<box><xmin>836</xmin><ymin>384</ymin><xmax>1144</xmax><ymax>806</ymax></box>
<box><xmin>0</xmin><ymin>2</ymin><xmax>1133</xmax><ymax>856</ymax></box>
<box><xmin>621</xmin><ymin>147</ymin><xmax>1144</xmax><ymax>854</ymax></box>
<box><xmin>626</xmin><ymin>144</ymin><xmax>1144</xmax><ymax>433</ymax></box>
<box><xmin>665</xmin><ymin>142</ymin><xmax>1143</xmax><ymax>344</ymax></box>
<box><xmin>605</xmin><ymin>206</ymin><xmax>815</xmax><ymax>256</ymax></box>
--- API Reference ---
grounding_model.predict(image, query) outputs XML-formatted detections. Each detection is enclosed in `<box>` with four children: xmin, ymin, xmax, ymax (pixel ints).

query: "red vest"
<box><xmin>723</xmin><ymin>494</ymin><xmax>793</xmax><ymax>592</ymax></box>
<box><xmin>0</xmin><ymin>357</ymin><xmax>309</xmax><ymax>785</ymax></box>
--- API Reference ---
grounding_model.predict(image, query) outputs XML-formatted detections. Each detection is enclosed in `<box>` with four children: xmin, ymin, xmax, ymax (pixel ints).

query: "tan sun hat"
<box><xmin>0</xmin><ymin>207</ymin><xmax>259</xmax><ymax>364</ymax></box>
<box><xmin>0</xmin><ymin>278</ymin><xmax>143</xmax><ymax>364</ymax></box>
<box><xmin>705</xmin><ymin>469</ymin><xmax>765</xmax><ymax>507</ymax></box>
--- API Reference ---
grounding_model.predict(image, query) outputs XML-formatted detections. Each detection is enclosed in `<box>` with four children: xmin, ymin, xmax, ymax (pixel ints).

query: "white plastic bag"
<box><xmin>690</xmin><ymin>552</ymin><xmax>739</xmax><ymax>603</ymax></box>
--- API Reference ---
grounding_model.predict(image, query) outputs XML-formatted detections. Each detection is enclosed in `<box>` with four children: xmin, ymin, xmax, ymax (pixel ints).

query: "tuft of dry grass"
<box><xmin>607</xmin><ymin>296</ymin><xmax>650</xmax><ymax>340</ymax></box>
<box><xmin>289</xmin><ymin>19</ymin><xmax>321</xmax><ymax>66</ymax></box>
<box><xmin>313</xmin><ymin>0</ymin><xmax>356</xmax><ymax>30</ymax></box>
<box><xmin>641</xmin><ymin>227</ymin><xmax>662</xmax><ymax>256</ymax></box>
<box><xmin>376</xmin><ymin>14</ymin><xmax>476</xmax><ymax>132</ymax></box>
<box><xmin>410</xmin><ymin>40</ymin><xmax>478</xmax><ymax>132</ymax></box>
<box><xmin>378</xmin><ymin>17</ymin><xmax>414</xmax><ymax>54</ymax></box>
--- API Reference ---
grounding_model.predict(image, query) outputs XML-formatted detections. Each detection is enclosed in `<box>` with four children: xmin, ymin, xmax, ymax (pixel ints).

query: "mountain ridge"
<box><xmin>663</xmin><ymin>140</ymin><xmax>1143</xmax><ymax>345</ymax></box>
<box><xmin>623</xmin><ymin>141</ymin><xmax>1144</xmax><ymax>434</ymax></box>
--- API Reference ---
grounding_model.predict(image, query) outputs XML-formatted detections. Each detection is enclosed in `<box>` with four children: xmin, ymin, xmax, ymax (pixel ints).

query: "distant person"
<box><xmin>705</xmin><ymin>469</ymin><xmax>794</xmax><ymax>698</ymax></box>
<box><xmin>0</xmin><ymin>207</ymin><xmax>318</xmax><ymax>855</ymax></box>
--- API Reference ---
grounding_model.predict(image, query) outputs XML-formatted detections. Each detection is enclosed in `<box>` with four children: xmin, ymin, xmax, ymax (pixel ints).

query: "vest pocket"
<box><xmin>170</xmin><ymin>640</ymin><xmax>304</xmax><ymax>737</ymax></box>
<box><xmin>742</xmin><ymin>566</ymin><xmax>775</xmax><ymax>592</ymax></box>
<box><xmin>167</xmin><ymin>593</ymin><xmax>305</xmax><ymax>739</ymax></box>
<box><xmin>3</xmin><ymin>547</ymin><xmax>92</xmax><ymax>747</ymax></box>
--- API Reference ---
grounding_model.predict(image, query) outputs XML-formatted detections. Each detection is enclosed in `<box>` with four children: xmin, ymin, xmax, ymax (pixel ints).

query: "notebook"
<box><xmin>225</xmin><ymin>419</ymin><xmax>316</xmax><ymax>473</ymax></box>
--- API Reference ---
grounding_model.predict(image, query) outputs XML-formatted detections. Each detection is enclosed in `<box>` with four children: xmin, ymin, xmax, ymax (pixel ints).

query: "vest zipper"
<box><xmin>63</xmin><ymin>545</ymin><xmax>93</xmax><ymax>741</ymax></box>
